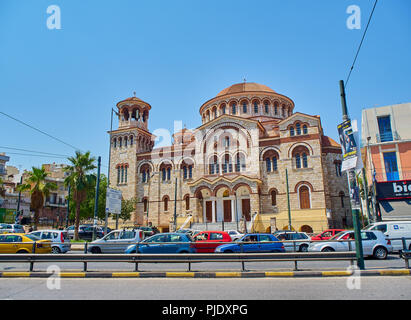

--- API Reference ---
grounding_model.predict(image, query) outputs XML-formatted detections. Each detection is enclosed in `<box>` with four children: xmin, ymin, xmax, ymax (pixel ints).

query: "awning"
<box><xmin>379</xmin><ymin>200</ymin><xmax>411</xmax><ymax>220</ymax></box>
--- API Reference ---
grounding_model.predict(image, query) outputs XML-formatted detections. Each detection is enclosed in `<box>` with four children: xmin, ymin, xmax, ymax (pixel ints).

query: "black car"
<box><xmin>67</xmin><ymin>225</ymin><xmax>104</xmax><ymax>241</ymax></box>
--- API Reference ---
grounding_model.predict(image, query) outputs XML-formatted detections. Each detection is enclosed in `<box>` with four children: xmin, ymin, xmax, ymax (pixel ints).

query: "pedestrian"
<box><xmin>28</xmin><ymin>225</ymin><xmax>33</xmax><ymax>233</ymax></box>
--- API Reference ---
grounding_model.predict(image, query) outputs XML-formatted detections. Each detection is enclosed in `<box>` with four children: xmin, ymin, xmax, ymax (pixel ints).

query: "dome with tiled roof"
<box><xmin>216</xmin><ymin>82</ymin><xmax>276</xmax><ymax>98</ymax></box>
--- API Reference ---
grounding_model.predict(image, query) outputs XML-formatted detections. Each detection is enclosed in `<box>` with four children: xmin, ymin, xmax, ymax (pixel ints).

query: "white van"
<box><xmin>364</xmin><ymin>221</ymin><xmax>411</xmax><ymax>251</ymax></box>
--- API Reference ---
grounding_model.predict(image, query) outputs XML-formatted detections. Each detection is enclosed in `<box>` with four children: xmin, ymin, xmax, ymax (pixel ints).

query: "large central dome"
<box><xmin>216</xmin><ymin>82</ymin><xmax>276</xmax><ymax>98</ymax></box>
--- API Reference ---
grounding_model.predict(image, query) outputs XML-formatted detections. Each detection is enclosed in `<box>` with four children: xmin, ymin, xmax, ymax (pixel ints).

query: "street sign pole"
<box><xmin>286</xmin><ymin>169</ymin><xmax>292</xmax><ymax>231</ymax></box>
<box><xmin>339</xmin><ymin>80</ymin><xmax>365</xmax><ymax>270</ymax></box>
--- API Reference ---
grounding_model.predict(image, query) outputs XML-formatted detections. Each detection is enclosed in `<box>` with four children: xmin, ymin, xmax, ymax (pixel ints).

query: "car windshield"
<box><xmin>330</xmin><ymin>232</ymin><xmax>347</xmax><ymax>240</ymax></box>
<box><xmin>25</xmin><ymin>234</ymin><xmax>41</xmax><ymax>241</ymax></box>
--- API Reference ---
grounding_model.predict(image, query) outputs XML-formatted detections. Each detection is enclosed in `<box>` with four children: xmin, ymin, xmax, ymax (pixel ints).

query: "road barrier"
<box><xmin>0</xmin><ymin>251</ymin><xmax>357</xmax><ymax>272</ymax></box>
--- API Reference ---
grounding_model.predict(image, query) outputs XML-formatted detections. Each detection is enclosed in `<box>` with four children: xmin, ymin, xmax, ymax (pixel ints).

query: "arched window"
<box><xmin>164</xmin><ymin>197</ymin><xmax>169</xmax><ymax>211</ymax></box>
<box><xmin>117</xmin><ymin>167</ymin><xmax>120</xmax><ymax>184</ymax></box>
<box><xmin>303</xmin><ymin>125</ymin><xmax>308</xmax><ymax>135</ymax></box>
<box><xmin>266</xmin><ymin>158</ymin><xmax>272</xmax><ymax>172</ymax></box>
<box><xmin>222</xmin><ymin>105</ymin><xmax>226</xmax><ymax>114</ymax></box>
<box><xmin>119</xmin><ymin>137</ymin><xmax>122</xmax><ymax>148</ymax></box>
<box><xmin>302</xmin><ymin>153</ymin><xmax>308</xmax><ymax>168</ymax></box>
<box><xmin>254</xmin><ymin>102</ymin><xmax>259</xmax><ymax>114</ymax></box>
<box><xmin>167</xmin><ymin>167</ymin><xmax>171</xmax><ymax>180</ymax></box>
<box><xmin>232</xmin><ymin>103</ymin><xmax>237</xmax><ymax>115</ymax></box>
<box><xmin>185</xmin><ymin>195</ymin><xmax>190</xmax><ymax>210</ymax></box>
<box><xmin>223</xmin><ymin>154</ymin><xmax>232</xmax><ymax>173</ymax></box>
<box><xmin>296</xmin><ymin>123</ymin><xmax>301</xmax><ymax>135</ymax></box>
<box><xmin>162</xmin><ymin>168</ymin><xmax>166</xmax><ymax>181</ymax></box>
<box><xmin>142</xmin><ymin>171</ymin><xmax>147</xmax><ymax>183</ymax></box>
<box><xmin>299</xmin><ymin>186</ymin><xmax>311</xmax><ymax>209</ymax></box>
<box><xmin>124</xmin><ymin>137</ymin><xmax>128</xmax><ymax>147</ymax></box>
<box><xmin>242</xmin><ymin>102</ymin><xmax>247</xmax><ymax>114</ymax></box>
<box><xmin>143</xmin><ymin>198</ymin><xmax>148</xmax><ymax>212</ymax></box>
<box><xmin>209</xmin><ymin>156</ymin><xmax>219</xmax><ymax>174</ymax></box>
<box><xmin>272</xmin><ymin>156</ymin><xmax>278</xmax><ymax>171</ymax></box>
<box><xmin>130</xmin><ymin>136</ymin><xmax>133</xmax><ymax>146</ymax></box>
<box><xmin>295</xmin><ymin>154</ymin><xmax>301</xmax><ymax>169</ymax></box>
<box><xmin>213</xmin><ymin>108</ymin><xmax>217</xmax><ymax>118</ymax></box>
<box><xmin>264</xmin><ymin>102</ymin><xmax>269</xmax><ymax>114</ymax></box>
<box><xmin>271</xmin><ymin>190</ymin><xmax>277</xmax><ymax>206</ymax></box>
<box><xmin>113</xmin><ymin>138</ymin><xmax>117</xmax><ymax>148</ymax></box>
<box><xmin>274</xmin><ymin>102</ymin><xmax>278</xmax><ymax>115</ymax></box>
<box><xmin>121</xmin><ymin>166</ymin><xmax>124</xmax><ymax>183</ymax></box>
<box><xmin>235</xmin><ymin>153</ymin><xmax>246</xmax><ymax>172</ymax></box>
<box><xmin>290</xmin><ymin>127</ymin><xmax>295</xmax><ymax>136</ymax></box>
<box><xmin>188</xmin><ymin>165</ymin><xmax>193</xmax><ymax>179</ymax></box>
<box><xmin>183</xmin><ymin>166</ymin><xmax>188</xmax><ymax>179</ymax></box>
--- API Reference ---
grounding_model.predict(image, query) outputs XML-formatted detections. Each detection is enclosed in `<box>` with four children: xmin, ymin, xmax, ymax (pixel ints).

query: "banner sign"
<box><xmin>376</xmin><ymin>180</ymin><xmax>411</xmax><ymax>201</ymax></box>
<box><xmin>105</xmin><ymin>188</ymin><xmax>122</xmax><ymax>215</ymax></box>
<box><xmin>337</xmin><ymin>119</ymin><xmax>363</xmax><ymax>171</ymax></box>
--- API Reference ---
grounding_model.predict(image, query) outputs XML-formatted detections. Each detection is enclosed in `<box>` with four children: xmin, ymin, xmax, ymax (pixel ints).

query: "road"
<box><xmin>0</xmin><ymin>254</ymin><xmax>406</xmax><ymax>273</ymax></box>
<box><xmin>0</xmin><ymin>277</ymin><xmax>410</xmax><ymax>300</ymax></box>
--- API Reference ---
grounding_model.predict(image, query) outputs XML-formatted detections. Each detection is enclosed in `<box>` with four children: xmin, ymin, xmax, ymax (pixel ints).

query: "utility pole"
<box><xmin>286</xmin><ymin>169</ymin><xmax>292</xmax><ymax>231</ymax></box>
<box><xmin>92</xmin><ymin>156</ymin><xmax>101</xmax><ymax>241</ymax></box>
<box><xmin>106</xmin><ymin>108</ymin><xmax>115</xmax><ymax>235</ymax></box>
<box><xmin>339</xmin><ymin>80</ymin><xmax>365</xmax><ymax>270</ymax></box>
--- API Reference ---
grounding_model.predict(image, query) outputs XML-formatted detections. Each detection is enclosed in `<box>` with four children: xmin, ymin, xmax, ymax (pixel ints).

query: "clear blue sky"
<box><xmin>1</xmin><ymin>0</ymin><xmax>410</xmax><ymax>172</ymax></box>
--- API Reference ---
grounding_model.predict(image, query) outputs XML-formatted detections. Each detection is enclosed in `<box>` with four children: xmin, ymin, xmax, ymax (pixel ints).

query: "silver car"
<box><xmin>226</xmin><ymin>230</ymin><xmax>244</xmax><ymax>241</ymax></box>
<box><xmin>274</xmin><ymin>231</ymin><xmax>311</xmax><ymax>252</ymax></box>
<box><xmin>308</xmin><ymin>230</ymin><xmax>393</xmax><ymax>259</ymax></box>
<box><xmin>0</xmin><ymin>223</ymin><xmax>25</xmax><ymax>234</ymax></box>
<box><xmin>29</xmin><ymin>229</ymin><xmax>71</xmax><ymax>254</ymax></box>
<box><xmin>87</xmin><ymin>229</ymin><xmax>144</xmax><ymax>254</ymax></box>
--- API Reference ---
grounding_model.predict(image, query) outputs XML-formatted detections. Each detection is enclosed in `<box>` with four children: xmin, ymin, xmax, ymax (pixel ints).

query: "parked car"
<box><xmin>308</xmin><ymin>230</ymin><xmax>393</xmax><ymax>259</ymax></box>
<box><xmin>125</xmin><ymin>233</ymin><xmax>196</xmax><ymax>254</ymax></box>
<box><xmin>273</xmin><ymin>231</ymin><xmax>311</xmax><ymax>252</ymax></box>
<box><xmin>226</xmin><ymin>230</ymin><xmax>244</xmax><ymax>241</ymax></box>
<box><xmin>0</xmin><ymin>233</ymin><xmax>52</xmax><ymax>254</ymax></box>
<box><xmin>87</xmin><ymin>228</ymin><xmax>144</xmax><ymax>254</ymax></box>
<box><xmin>28</xmin><ymin>229</ymin><xmax>71</xmax><ymax>254</ymax></box>
<box><xmin>310</xmin><ymin>229</ymin><xmax>346</xmax><ymax>241</ymax></box>
<box><xmin>364</xmin><ymin>221</ymin><xmax>411</xmax><ymax>251</ymax></box>
<box><xmin>136</xmin><ymin>226</ymin><xmax>159</xmax><ymax>238</ymax></box>
<box><xmin>66</xmin><ymin>225</ymin><xmax>104</xmax><ymax>240</ymax></box>
<box><xmin>0</xmin><ymin>223</ymin><xmax>25</xmax><ymax>234</ymax></box>
<box><xmin>192</xmin><ymin>231</ymin><xmax>232</xmax><ymax>253</ymax></box>
<box><xmin>215</xmin><ymin>233</ymin><xmax>285</xmax><ymax>253</ymax></box>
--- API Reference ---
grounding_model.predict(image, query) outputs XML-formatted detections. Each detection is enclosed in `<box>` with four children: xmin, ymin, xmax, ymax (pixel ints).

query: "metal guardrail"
<box><xmin>0</xmin><ymin>251</ymin><xmax>357</xmax><ymax>272</ymax></box>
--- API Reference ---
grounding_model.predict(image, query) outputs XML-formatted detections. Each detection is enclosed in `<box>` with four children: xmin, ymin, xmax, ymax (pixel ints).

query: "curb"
<box><xmin>0</xmin><ymin>269</ymin><xmax>409</xmax><ymax>278</ymax></box>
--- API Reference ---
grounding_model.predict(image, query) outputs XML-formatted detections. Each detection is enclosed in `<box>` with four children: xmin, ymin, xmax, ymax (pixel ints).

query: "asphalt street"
<box><xmin>0</xmin><ymin>277</ymin><xmax>410</xmax><ymax>300</ymax></box>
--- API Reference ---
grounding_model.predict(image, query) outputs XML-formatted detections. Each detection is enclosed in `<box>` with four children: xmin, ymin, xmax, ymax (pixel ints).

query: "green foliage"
<box><xmin>120</xmin><ymin>198</ymin><xmax>137</xmax><ymax>222</ymax></box>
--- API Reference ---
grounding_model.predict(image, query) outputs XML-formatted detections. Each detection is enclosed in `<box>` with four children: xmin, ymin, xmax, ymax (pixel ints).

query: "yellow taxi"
<box><xmin>0</xmin><ymin>233</ymin><xmax>52</xmax><ymax>254</ymax></box>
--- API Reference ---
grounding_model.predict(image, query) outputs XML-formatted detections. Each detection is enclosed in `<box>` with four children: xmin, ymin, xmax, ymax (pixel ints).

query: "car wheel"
<box><xmin>299</xmin><ymin>244</ymin><xmax>308</xmax><ymax>252</ymax></box>
<box><xmin>51</xmin><ymin>246</ymin><xmax>61</xmax><ymax>254</ymax></box>
<box><xmin>17</xmin><ymin>250</ymin><xmax>28</xmax><ymax>254</ymax></box>
<box><xmin>179</xmin><ymin>251</ymin><xmax>188</xmax><ymax>254</ymax></box>
<box><xmin>224</xmin><ymin>250</ymin><xmax>233</xmax><ymax>253</ymax></box>
<box><xmin>373</xmin><ymin>246</ymin><xmax>388</xmax><ymax>260</ymax></box>
<box><xmin>90</xmin><ymin>247</ymin><xmax>101</xmax><ymax>254</ymax></box>
<box><xmin>321</xmin><ymin>247</ymin><xmax>335</xmax><ymax>252</ymax></box>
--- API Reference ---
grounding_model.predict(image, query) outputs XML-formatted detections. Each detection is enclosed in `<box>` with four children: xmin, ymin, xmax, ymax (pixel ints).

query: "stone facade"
<box><xmin>108</xmin><ymin>83</ymin><xmax>350</xmax><ymax>233</ymax></box>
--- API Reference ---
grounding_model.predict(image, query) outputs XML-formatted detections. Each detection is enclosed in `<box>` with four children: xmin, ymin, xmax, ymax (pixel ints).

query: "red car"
<box><xmin>193</xmin><ymin>231</ymin><xmax>232</xmax><ymax>253</ymax></box>
<box><xmin>311</xmin><ymin>229</ymin><xmax>346</xmax><ymax>241</ymax></box>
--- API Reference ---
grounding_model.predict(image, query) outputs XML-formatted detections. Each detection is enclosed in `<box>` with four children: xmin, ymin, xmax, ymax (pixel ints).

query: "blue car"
<box><xmin>214</xmin><ymin>233</ymin><xmax>285</xmax><ymax>253</ymax></box>
<box><xmin>125</xmin><ymin>232</ymin><xmax>196</xmax><ymax>254</ymax></box>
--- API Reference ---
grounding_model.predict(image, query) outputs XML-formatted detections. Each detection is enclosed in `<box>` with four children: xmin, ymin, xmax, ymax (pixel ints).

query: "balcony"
<box><xmin>376</xmin><ymin>131</ymin><xmax>400</xmax><ymax>143</ymax></box>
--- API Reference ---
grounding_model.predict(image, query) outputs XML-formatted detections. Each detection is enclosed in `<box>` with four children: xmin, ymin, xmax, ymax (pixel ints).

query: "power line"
<box><xmin>345</xmin><ymin>0</ymin><xmax>378</xmax><ymax>87</ymax></box>
<box><xmin>0</xmin><ymin>110</ymin><xmax>82</xmax><ymax>151</ymax></box>
<box><xmin>4</xmin><ymin>152</ymin><xmax>68</xmax><ymax>159</ymax></box>
<box><xmin>0</xmin><ymin>146</ymin><xmax>71</xmax><ymax>157</ymax></box>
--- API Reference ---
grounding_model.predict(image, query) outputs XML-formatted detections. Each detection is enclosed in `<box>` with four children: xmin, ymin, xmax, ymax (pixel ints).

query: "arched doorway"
<box><xmin>235</xmin><ymin>185</ymin><xmax>252</xmax><ymax>222</ymax></box>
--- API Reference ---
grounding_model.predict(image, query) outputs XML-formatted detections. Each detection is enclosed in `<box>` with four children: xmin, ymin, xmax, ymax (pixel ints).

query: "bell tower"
<box><xmin>108</xmin><ymin>96</ymin><xmax>154</xmax><ymax>205</ymax></box>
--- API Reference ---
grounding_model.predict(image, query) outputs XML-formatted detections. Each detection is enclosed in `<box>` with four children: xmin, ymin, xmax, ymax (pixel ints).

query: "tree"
<box><xmin>120</xmin><ymin>198</ymin><xmax>137</xmax><ymax>223</ymax></box>
<box><xmin>0</xmin><ymin>177</ymin><xmax>5</xmax><ymax>198</ymax></box>
<box><xmin>17</xmin><ymin>167</ymin><xmax>57</xmax><ymax>230</ymax></box>
<box><xmin>64</xmin><ymin>151</ymin><xmax>96</xmax><ymax>240</ymax></box>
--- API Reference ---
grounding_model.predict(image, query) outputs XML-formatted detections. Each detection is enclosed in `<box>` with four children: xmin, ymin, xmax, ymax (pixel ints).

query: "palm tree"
<box><xmin>64</xmin><ymin>151</ymin><xmax>96</xmax><ymax>240</ymax></box>
<box><xmin>17</xmin><ymin>167</ymin><xmax>57</xmax><ymax>230</ymax></box>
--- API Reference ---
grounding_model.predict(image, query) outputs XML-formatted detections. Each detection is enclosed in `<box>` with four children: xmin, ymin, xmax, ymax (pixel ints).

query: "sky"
<box><xmin>1</xmin><ymin>0</ymin><xmax>410</xmax><ymax>173</ymax></box>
